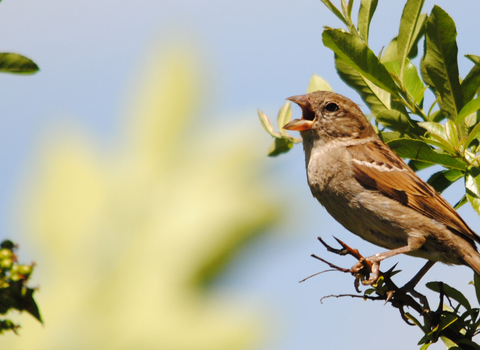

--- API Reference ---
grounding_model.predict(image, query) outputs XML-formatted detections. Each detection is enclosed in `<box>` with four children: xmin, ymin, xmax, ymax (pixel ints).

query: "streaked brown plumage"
<box><xmin>284</xmin><ymin>90</ymin><xmax>480</xmax><ymax>282</ymax></box>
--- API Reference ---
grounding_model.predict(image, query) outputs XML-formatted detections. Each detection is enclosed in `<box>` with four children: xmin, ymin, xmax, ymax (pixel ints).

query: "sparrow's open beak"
<box><xmin>283</xmin><ymin>94</ymin><xmax>314</xmax><ymax>131</ymax></box>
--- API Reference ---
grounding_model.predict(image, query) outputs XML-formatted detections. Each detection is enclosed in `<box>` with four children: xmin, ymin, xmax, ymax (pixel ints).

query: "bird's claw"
<box><xmin>351</xmin><ymin>257</ymin><xmax>381</xmax><ymax>285</ymax></box>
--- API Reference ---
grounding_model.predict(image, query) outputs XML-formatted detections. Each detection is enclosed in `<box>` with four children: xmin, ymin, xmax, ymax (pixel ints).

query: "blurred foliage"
<box><xmin>0</xmin><ymin>240</ymin><xmax>41</xmax><ymax>334</ymax></box>
<box><xmin>3</xmin><ymin>46</ymin><xmax>279</xmax><ymax>348</ymax></box>
<box><xmin>0</xmin><ymin>0</ymin><xmax>40</xmax><ymax>336</ymax></box>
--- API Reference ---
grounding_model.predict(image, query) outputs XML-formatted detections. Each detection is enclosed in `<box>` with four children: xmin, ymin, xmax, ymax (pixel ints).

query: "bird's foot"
<box><xmin>351</xmin><ymin>256</ymin><xmax>381</xmax><ymax>285</ymax></box>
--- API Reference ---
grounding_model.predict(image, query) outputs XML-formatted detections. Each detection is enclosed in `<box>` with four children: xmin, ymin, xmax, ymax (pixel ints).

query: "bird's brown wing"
<box><xmin>347</xmin><ymin>139</ymin><xmax>480</xmax><ymax>243</ymax></box>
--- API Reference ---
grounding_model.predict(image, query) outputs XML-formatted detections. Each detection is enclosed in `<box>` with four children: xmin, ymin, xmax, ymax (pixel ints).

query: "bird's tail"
<box><xmin>463</xmin><ymin>252</ymin><xmax>480</xmax><ymax>277</ymax></box>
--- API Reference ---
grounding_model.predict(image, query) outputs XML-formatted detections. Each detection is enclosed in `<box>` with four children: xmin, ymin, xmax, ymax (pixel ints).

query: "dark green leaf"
<box><xmin>462</xmin><ymin>55</ymin><xmax>480</xmax><ymax>104</ymax></box>
<box><xmin>427</xmin><ymin>169</ymin><xmax>463</xmax><ymax>193</ymax></box>
<box><xmin>357</xmin><ymin>0</ymin><xmax>378</xmax><ymax>44</ymax></box>
<box><xmin>454</xmin><ymin>195</ymin><xmax>467</xmax><ymax>210</ymax></box>
<box><xmin>404</xmin><ymin>312</ymin><xmax>425</xmax><ymax>331</ymax></box>
<box><xmin>376</xmin><ymin>109</ymin><xmax>422</xmax><ymax>135</ymax></box>
<box><xmin>456</xmin><ymin>340</ymin><xmax>480</xmax><ymax>350</ymax></box>
<box><xmin>320</xmin><ymin>0</ymin><xmax>347</xmax><ymax>26</ymax></box>
<box><xmin>429</xmin><ymin>109</ymin><xmax>446</xmax><ymax>123</ymax></box>
<box><xmin>387</xmin><ymin>138</ymin><xmax>467</xmax><ymax>170</ymax></box>
<box><xmin>465</xmin><ymin>167</ymin><xmax>480</xmax><ymax>216</ymax></box>
<box><xmin>267</xmin><ymin>137</ymin><xmax>293</xmax><ymax>157</ymax></box>
<box><xmin>421</xmin><ymin>6</ymin><xmax>463</xmax><ymax>121</ymax></box>
<box><xmin>474</xmin><ymin>273</ymin><xmax>480</xmax><ymax>311</ymax></box>
<box><xmin>0</xmin><ymin>53</ymin><xmax>39</xmax><ymax>74</ymax></box>
<box><xmin>409</xmin><ymin>159</ymin><xmax>434</xmax><ymax>171</ymax></box>
<box><xmin>426</xmin><ymin>281</ymin><xmax>472</xmax><ymax>310</ymax></box>
<box><xmin>397</xmin><ymin>0</ymin><xmax>426</xmax><ymax>82</ymax></box>
<box><xmin>323</xmin><ymin>28</ymin><xmax>399</xmax><ymax>97</ymax></box>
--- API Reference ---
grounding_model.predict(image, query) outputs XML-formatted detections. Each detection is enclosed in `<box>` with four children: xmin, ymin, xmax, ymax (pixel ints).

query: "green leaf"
<box><xmin>405</xmin><ymin>312</ymin><xmax>425</xmax><ymax>331</ymax></box>
<box><xmin>267</xmin><ymin>137</ymin><xmax>293</xmax><ymax>157</ymax></box>
<box><xmin>258</xmin><ymin>110</ymin><xmax>278</xmax><ymax>137</ymax></box>
<box><xmin>456</xmin><ymin>340</ymin><xmax>480</xmax><ymax>350</ymax></box>
<box><xmin>387</xmin><ymin>138</ymin><xmax>467</xmax><ymax>170</ymax></box>
<box><xmin>419</xmin><ymin>343</ymin><xmax>432</xmax><ymax>350</ymax></box>
<box><xmin>320</xmin><ymin>0</ymin><xmax>347</xmax><ymax>26</ymax></box>
<box><xmin>407</xmin><ymin>14</ymin><xmax>427</xmax><ymax>59</ymax></box>
<box><xmin>427</xmin><ymin>169</ymin><xmax>463</xmax><ymax>193</ymax></box>
<box><xmin>357</xmin><ymin>0</ymin><xmax>378</xmax><ymax>44</ymax></box>
<box><xmin>322</xmin><ymin>28</ymin><xmax>399</xmax><ymax>97</ymax></box>
<box><xmin>403</xmin><ymin>59</ymin><xmax>425</xmax><ymax>104</ymax></box>
<box><xmin>464</xmin><ymin>112</ymin><xmax>477</xmax><ymax>128</ymax></box>
<box><xmin>445</xmin><ymin>120</ymin><xmax>459</xmax><ymax>145</ymax></box>
<box><xmin>465</xmin><ymin>167</ymin><xmax>480</xmax><ymax>216</ymax></box>
<box><xmin>277</xmin><ymin>102</ymin><xmax>292</xmax><ymax>136</ymax></box>
<box><xmin>381</xmin><ymin>37</ymin><xmax>398</xmax><ymax>63</ymax></box>
<box><xmin>419</xmin><ymin>121</ymin><xmax>457</xmax><ymax>153</ymax></box>
<box><xmin>409</xmin><ymin>159</ymin><xmax>434</xmax><ymax>171</ymax></box>
<box><xmin>376</xmin><ymin>109</ymin><xmax>422</xmax><ymax>135</ymax></box>
<box><xmin>307</xmin><ymin>74</ymin><xmax>333</xmax><ymax>93</ymax></box>
<box><xmin>474</xmin><ymin>273</ymin><xmax>480</xmax><ymax>310</ymax></box>
<box><xmin>426</xmin><ymin>281</ymin><xmax>472</xmax><ymax>310</ymax></box>
<box><xmin>397</xmin><ymin>0</ymin><xmax>426</xmax><ymax>83</ymax></box>
<box><xmin>440</xmin><ymin>336</ymin><xmax>460</xmax><ymax>350</ymax></box>
<box><xmin>457</xmin><ymin>95</ymin><xmax>480</xmax><ymax>125</ymax></box>
<box><xmin>460</xmin><ymin>121</ymin><xmax>480</xmax><ymax>150</ymax></box>
<box><xmin>421</xmin><ymin>6</ymin><xmax>463</xmax><ymax>121</ymax></box>
<box><xmin>454</xmin><ymin>195</ymin><xmax>467</xmax><ymax>210</ymax></box>
<box><xmin>0</xmin><ymin>53</ymin><xmax>39</xmax><ymax>74</ymax></box>
<box><xmin>347</xmin><ymin>0</ymin><xmax>354</xmax><ymax>18</ymax></box>
<box><xmin>336</xmin><ymin>57</ymin><xmax>390</xmax><ymax>114</ymax></box>
<box><xmin>462</xmin><ymin>55</ymin><xmax>480</xmax><ymax>104</ymax></box>
<box><xmin>379</xmin><ymin>131</ymin><xmax>402</xmax><ymax>143</ymax></box>
<box><xmin>419</xmin><ymin>121</ymin><xmax>448</xmax><ymax>140</ymax></box>
<box><xmin>335</xmin><ymin>56</ymin><xmax>409</xmax><ymax>124</ymax></box>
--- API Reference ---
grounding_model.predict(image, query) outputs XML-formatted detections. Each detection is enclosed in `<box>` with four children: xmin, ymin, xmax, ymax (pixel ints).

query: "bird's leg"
<box><xmin>353</xmin><ymin>235</ymin><xmax>426</xmax><ymax>285</ymax></box>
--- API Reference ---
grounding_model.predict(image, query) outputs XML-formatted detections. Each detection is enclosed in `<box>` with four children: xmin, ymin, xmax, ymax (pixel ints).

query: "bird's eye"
<box><xmin>325</xmin><ymin>103</ymin><xmax>339</xmax><ymax>112</ymax></box>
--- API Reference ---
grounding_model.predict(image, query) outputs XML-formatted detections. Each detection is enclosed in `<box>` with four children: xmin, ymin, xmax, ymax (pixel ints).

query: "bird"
<box><xmin>283</xmin><ymin>90</ymin><xmax>480</xmax><ymax>284</ymax></box>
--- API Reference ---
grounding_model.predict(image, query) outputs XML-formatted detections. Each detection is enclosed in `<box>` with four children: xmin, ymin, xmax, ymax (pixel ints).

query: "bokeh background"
<box><xmin>1</xmin><ymin>0</ymin><xmax>480</xmax><ymax>349</ymax></box>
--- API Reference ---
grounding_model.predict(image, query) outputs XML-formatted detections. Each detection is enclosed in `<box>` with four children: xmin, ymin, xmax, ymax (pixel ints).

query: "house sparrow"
<box><xmin>283</xmin><ymin>90</ymin><xmax>480</xmax><ymax>283</ymax></box>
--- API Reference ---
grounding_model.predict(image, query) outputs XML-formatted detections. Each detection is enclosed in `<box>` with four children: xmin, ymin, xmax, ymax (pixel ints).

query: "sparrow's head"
<box><xmin>283</xmin><ymin>91</ymin><xmax>376</xmax><ymax>140</ymax></box>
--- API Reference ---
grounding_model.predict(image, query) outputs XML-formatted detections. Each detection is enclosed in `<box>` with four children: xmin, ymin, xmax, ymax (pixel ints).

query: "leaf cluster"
<box><xmin>0</xmin><ymin>240</ymin><xmax>41</xmax><ymax>334</ymax></box>
<box><xmin>259</xmin><ymin>0</ymin><xmax>480</xmax><ymax>216</ymax></box>
<box><xmin>366</xmin><ymin>275</ymin><xmax>480</xmax><ymax>349</ymax></box>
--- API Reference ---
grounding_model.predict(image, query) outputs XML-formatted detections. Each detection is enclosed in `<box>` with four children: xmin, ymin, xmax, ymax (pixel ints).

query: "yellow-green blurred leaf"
<box><xmin>306</xmin><ymin>74</ymin><xmax>332</xmax><ymax>93</ymax></box>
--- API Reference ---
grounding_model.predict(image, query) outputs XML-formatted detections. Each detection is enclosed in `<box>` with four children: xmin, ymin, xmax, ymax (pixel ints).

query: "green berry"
<box><xmin>0</xmin><ymin>248</ymin><xmax>13</xmax><ymax>260</ymax></box>
<box><xmin>0</xmin><ymin>259</ymin><xmax>13</xmax><ymax>269</ymax></box>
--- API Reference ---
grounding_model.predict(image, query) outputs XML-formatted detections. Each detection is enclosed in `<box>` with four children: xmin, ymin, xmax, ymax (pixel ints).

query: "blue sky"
<box><xmin>1</xmin><ymin>1</ymin><xmax>480</xmax><ymax>349</ymax></box>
